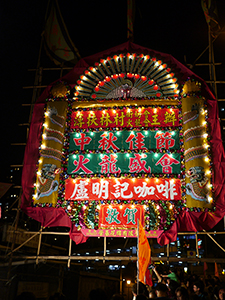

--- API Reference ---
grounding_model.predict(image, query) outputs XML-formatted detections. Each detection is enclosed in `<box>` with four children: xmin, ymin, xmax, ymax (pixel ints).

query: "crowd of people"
<box><xmin>14</xmin><ymin>265</ymin><xmax>225</xmax><ymax>300</ymax></box>
<box><xmin>131</xmin><ymin>264</ymin><xmax>225</xmax><ymax>300</ymax></box>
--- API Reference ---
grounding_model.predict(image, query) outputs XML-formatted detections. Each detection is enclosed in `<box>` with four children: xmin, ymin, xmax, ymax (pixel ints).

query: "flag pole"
<box><xmin>137</xmin><ymin>218</ymin><xmax>139</xmax><ymax>295</ymax></box>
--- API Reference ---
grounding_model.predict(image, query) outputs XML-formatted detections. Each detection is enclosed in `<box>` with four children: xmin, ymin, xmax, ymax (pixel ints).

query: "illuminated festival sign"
<box><xmin>21</xmin><ymin>48</ymin><xmax>218</xmax><ymax>243</ymax></box>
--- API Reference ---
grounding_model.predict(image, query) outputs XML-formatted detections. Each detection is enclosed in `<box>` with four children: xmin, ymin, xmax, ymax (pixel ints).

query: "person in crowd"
<box><xmin>161</xmin><ymin>269</ymin><xmax>179</xmax><ymax>283</ymax></box>
<box><xmin>168</xmin><ymin>280</ymin><xmax>180</xmax><ymax>299</ymax></box>
<box><xmin>192</xmin><ymin>280</ymin><xmax>209</xmax><ymax>300</ymax></box>
<box><xmin>132</xmin><ymin>282</ymin><xmax>149</xmax><ymax>299</ymax></box>
<box><xmin>89</xmin><ymin>288</ymin><xmax>108</xmax><ymax>300</ymax></box>
<box><xmin>205</xmin><ymin>277</ymin><xmax>215</xmax><ymax>300</ymax></box>
<box><xmin>48</xmin><ymin>293</ymin><xmax>67</xmax><ymax>300</ymax></box>
<box><xmin>186</xmin><ymin>275</ymin><xmax>200</xmax><ymax>297</ymax></box>
<box><xmin>150</xmin><ymin>264</ymin><xmax>180</xmax><ymax>287</ymax></box>
<box><xmin>214</xmin><ymin>277</ymin><xmax>221</xmax><ymax>287</ymax></box>
<box><xmin>110</xmin><ymin>294</ymin><xmax>124</xmax><ymax>300</ymax></box>
<box><xmin>150</xmin><ymin>265</ymin><xmax>163</xmax><ymax>283</ymax></box>
<box><xmin>218</xmin><ymin>287</ymin><xmax>225</xmax><ymax>300</ymax></box>
<box><xmin>212</xmin><ymin>284</ymin><xmax>225</xmax><ymax>300</ymax></box>
<box><xmin>15</xmin><ymin>292</ymin><xmax>36</xmax><ymax>300</ymax></box>
<box><xmin>155</xmin><ymin>283</ymin><xmax>170</xmax><ymax>300</ymax></box>
<box><xmin>136</xmin><ymin>295</ymin><xmax>149</xmax><ymax>300</ymax></box>
<box><xmin>175</xmin><ymin>287</ymin><xmax>190</xmax><ymax>300</ymax></box>
<box><xmin>177</xmin><ymin>269</ymin><xmax>185</xmax><ymax>284</ymax></box>
<box><xmin>149</xmin><ymin>289</ymin><xmax>157</xmax><ymax>299</ymax></box>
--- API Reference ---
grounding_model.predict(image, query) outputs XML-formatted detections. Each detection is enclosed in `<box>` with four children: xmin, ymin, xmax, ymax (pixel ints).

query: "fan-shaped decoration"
<box><xmin>74</xmin><ymin>53</ymin><xmax>179</xmax><ymax>99</ymax></box>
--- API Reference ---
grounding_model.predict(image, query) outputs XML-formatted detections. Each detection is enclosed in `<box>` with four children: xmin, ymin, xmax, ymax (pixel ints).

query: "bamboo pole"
<box><xmin>7</xmin><ymin>231</ymin><xmax>40</xmax><ymax>256</ymax></box>
<box><xmin>195</xmin><ymin>232</ymin><xmax>200</xmax><ymax>261</ymax></box>
<box><xmin>208</xmin><ymin>29</ymin><xmax>213</xmax><ymax>89</ymax></box>
<box><xmin>58</xmin><ymin>265</ymin><xmax>64</xmax><ymax>294</ymax></box>
<box><xmin>28</xmin><ymin>67</ymin><xmax>73</xmax><ymax>71</ymax></box>
<box><xmin>206</xmin><ymin>81</ymin><xmax>225</xmax><ymax>84</ymax></box>
<box><xmin>187</xmin><ymin>63</ymin><xmax>221</xmax><ymax>66</ymax></box>
<box><xmin>211</xmin><ymin>42</ymin><xmax>218</xmax><ymax>98</ymax></box>
<box><xmin>6</xmin><ymin>2</ymin><xmax>49</xmax><ymax>287</ymax></box>
<box><xmin>167</xmin><ymin>244</ymin><xmax>170</xmax><ymax>265</ymax></box>
<box><xmin>36</xmin><ymin>227</ymin><xmax>43</xmax><ymax>265</ymax></box>
<box><xmin>23</xmin><ymin>85</ymin><xmax>47</xmax><ymax>89</ymax></box>
<box><xmin>190</xmin><ymin>25</ymin><xmax>225</xmax><ymax>68</ymax></box>
<box><xmin>203</xmin><ymin>230</ymin><xmax>225</xmax><ymax>253</ymax></box>
<box><xmin>120</xmin><ymin>262</ymin><xmax>123</xmax><ymax>295</ymax></box>
<box><xmin>103</xmin><ymin>237</ymin><xmax>106</xmax><ymax>264</ymax></box>
<box><xmin>3</xmin><ymin>255</ymin><xmax>225</xmax><ymax>263</ymax></box>
<box><xmin>68</xmin><ymin>238</ymin><xmax>72</xmax><ymax>269</ymax></box>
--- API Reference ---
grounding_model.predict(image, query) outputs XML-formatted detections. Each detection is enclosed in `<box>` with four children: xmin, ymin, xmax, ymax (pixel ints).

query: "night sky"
<box><xmin>1</xmin><ymin>0</ymin><xmax>225</xmax><ymax>182</ymax></box>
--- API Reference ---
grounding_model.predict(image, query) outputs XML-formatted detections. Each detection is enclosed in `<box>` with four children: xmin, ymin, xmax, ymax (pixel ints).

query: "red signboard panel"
<box><xmin>99</xmin><ymin>205</ymin><xmax>144</xmax><ymax>228</ymax></box>
<box><xmin>65</xmin><ymin>178</ymin><xmax>181</xmax><ymax>201</ymax></box>
<box><xmin>71</xmin><ymin>108</ymin><xmax>179</xmax><ymax>129</ymax></box>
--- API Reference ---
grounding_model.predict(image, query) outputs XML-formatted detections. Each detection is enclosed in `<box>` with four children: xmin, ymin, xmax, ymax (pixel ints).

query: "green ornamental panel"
<box><xmin>69</xmin><ymin>130</ymin><xmax>180</xmax><ymax>151</ymax></box>
<box><xmin>67</xmin><ymin>152</ymin><xmax>181</xmax><ymax>174</ymax></box>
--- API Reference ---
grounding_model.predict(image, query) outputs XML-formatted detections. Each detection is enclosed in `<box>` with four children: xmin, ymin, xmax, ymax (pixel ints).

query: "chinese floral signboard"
<box><xmin>23</xmin><ymin>51</ymin><xmax>215</xmax><ymax>243</ymax></box>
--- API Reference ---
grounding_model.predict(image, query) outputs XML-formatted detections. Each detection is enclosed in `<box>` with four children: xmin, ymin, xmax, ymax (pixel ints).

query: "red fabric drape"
<box><xmin>21</xmin><ymin>41</ymin><xmax>225</xmax><ymax>245</ymax></box>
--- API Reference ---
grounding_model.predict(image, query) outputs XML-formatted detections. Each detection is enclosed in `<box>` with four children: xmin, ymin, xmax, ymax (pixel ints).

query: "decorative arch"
<box><xmin>74</xmin><ymin>53</ymin><xmax>179</xmax><ymax>99</ymax></box>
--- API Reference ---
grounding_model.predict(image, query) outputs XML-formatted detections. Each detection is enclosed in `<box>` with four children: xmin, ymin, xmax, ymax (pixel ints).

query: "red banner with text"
<box><xmin>71</xmin><ymin>107</ymin><xmax>179</xmax><ymax>129</ymax></box>
<box><xmin>99</xmin><ymin>205</ymin><xmax>144</xmax><ymax>228</ymax></box>
<box><xmin>65</xmin><ymin>178</ymin><xmax>181</xmax><ymax>201</ymax></box>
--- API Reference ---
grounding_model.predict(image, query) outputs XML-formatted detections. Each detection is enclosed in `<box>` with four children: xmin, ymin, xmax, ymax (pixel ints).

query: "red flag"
<box><xmin>204</xmin><ymin>262</ymin><xmax>208</xmax><ymax>277</ymax></box>
<box><xmin>127</xmin><ymin>0</ymin><xmax>135</xmax><ymax>41</ymax></box>
<box><xmin>215</xmin><ymin>262</ymin><xmax>219</xmax><ymax>277</ymax></box>
<box><xmin>145</xmin><ymin>267</ymin><xmax>153</xmax><ymax>287</ymax></box>
<box><xmin>138</xmin><ymin>220</ymin><xmax>151</xmax><ymax>284</ymax></box>
<box><xmin>201</xmin><ymin>0</ymin><xmax>221</xmax><ymax>37</ymax></box>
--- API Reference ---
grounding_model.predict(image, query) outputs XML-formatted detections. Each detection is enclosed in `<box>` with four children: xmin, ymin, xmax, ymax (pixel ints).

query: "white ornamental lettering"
<box><xmin>156</xmin><ymin>181</ymin><xmax>177</xmax><ymax>200</ymax></box>
<box><xmin>92</xmin><ymin>181</ymin><xmax>109</xmax><ymax>199</ymax></box>
<box><xmin>111</xmin><ymin>181</ymin><xmax>133</xmax><ymax>199</ymax></box>
<box><xmin>71</xmin><ymin>180</ymin><xmax>89</xmax><ymax>199</ymax></box>
<box><xmin>134</xmin><ymin>182</ymin><xmax>155</xmax><ymax>197</ymax></box>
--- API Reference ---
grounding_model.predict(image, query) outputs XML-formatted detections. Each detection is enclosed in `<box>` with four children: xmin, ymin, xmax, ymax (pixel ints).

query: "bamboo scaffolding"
<box><xmin>2</xmin><ymin>255</ymin><xmax>225</xmax><ymax>263</ymax></box>
<box><xmin>28</xmin><ymin>67</ymin><xmax>73</xmax><ymax>71</ymax></box>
